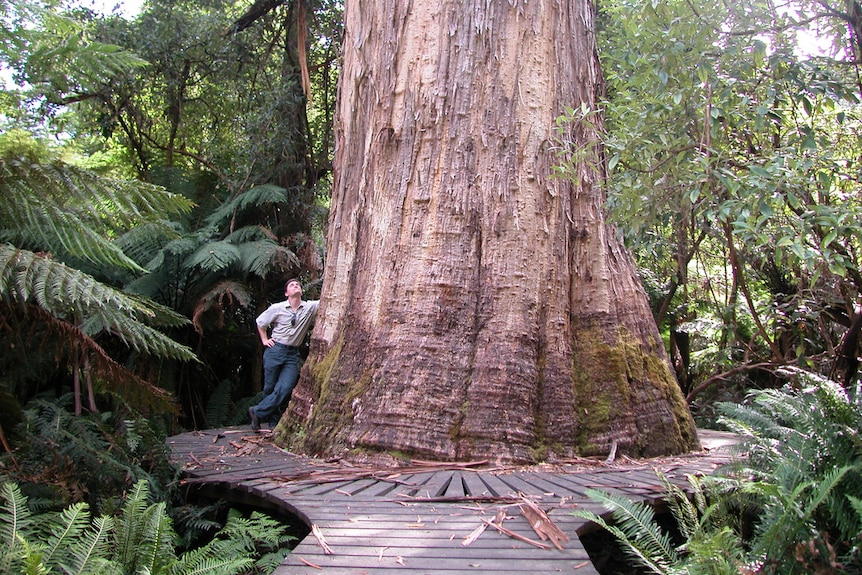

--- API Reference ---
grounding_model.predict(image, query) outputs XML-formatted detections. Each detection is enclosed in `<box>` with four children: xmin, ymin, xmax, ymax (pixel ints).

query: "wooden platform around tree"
<box><xmin>168</xmin><ymin>428</ymin><xmax>739</xmax><ymax>575</ymax></box>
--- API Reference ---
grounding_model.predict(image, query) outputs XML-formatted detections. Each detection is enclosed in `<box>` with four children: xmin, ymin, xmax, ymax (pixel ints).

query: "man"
<box><xmin>249</xmin><ymin>278</ymin><xmax>319</xmax><ymax>431</ymax></box>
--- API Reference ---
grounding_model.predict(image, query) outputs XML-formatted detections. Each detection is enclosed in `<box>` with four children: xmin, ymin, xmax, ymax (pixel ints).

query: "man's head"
<box><xmin>285</xmin><ymin>278</ymin><xmax>302</xmax><ymax>296</ymax></box>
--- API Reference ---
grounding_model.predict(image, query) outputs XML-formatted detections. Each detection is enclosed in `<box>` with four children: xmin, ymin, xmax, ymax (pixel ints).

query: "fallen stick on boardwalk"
<box><xmin>311</xmin><ymin>524</ymin><xmax>333</xmax><ymax>554</ymax></box>
<box><xmin>461</xmin><ymin>522</ymin><xmax>488</xmax><ymax>546</ymax></box>
<box><xmin>480</xmin><ymin>517</ymin><xmax>553</xmax><ymax>550</ymax></box>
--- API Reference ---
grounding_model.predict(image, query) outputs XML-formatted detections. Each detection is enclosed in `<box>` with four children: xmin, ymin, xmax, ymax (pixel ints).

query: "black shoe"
<box><xmin>248</xmin><ymin>406</ymin><xmax>260</xmax><ymax>432</ymax></box>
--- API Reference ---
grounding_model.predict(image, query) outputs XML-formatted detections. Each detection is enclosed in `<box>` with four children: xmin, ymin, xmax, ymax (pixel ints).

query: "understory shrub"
<box><xmin>576</xmin><ymin>368</ymin><xmax>862</xmax><ymax>574</ymax></box>
<box><xmin>0</xmin><ymin>479</ymin><xmax>296</xmax><ymax>575</ymax></box>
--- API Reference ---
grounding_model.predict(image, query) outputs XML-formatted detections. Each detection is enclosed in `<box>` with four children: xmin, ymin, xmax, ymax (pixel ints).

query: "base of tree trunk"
<box><xmin>274</xmin><ymin>321</ymin><xmax>700</xmax><ymax>464</ymax></box>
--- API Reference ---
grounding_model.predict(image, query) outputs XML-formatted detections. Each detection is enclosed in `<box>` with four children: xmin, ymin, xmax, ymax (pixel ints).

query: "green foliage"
<box><xmin>1</xmin><ymin>245</ymin><xmax>194</xmax><ymax>362</ymax></box>
<box><xmin>718</xmin><ymin>369</ymin><xmax>862</xmax><ymax>572</ymax></box>
<box><xmin>0</xmin><ymin>0</ymin><xmax>147</xmax><ymax>128</ymax></box>
<box><xmin>583</xmin><ymin>0</ymin><xmax>862</xmax><ymax>407</ymax></box>
<box><xmin>0</xmin><ymin>132</ymin><xmax>197</xmax><ymax>415</ymax></box>
<box><xmin>0</xmin><ymin>478</ymin><xmax>294</xmax><ymax>575</ymax></box>
<box><xmin>575</xmin><ymin>488</ymin><xmax>680</xmax><ymax>573</ymax></box>
<box><xmin>577</xmin><ymin>371</ymin><xmax>862</xmax><ymax>574</ymax></box>
<box><xmin>6</xmin><ymin>398</ymin><xmax>177</xmax><ymax>513</ymax></box>
<box><xmin>4</xmin><ymin>0</ymin><xmax>337</xmax><ymax>430</ymax></box>
<box><xmin>0</xmin><ymin>132</ymin><xmax>193</xmax><ymax>271</ymax></box>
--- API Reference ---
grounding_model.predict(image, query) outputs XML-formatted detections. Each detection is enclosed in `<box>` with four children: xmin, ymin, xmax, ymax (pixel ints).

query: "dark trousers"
<box><xmin>252</xmin><ymin>343</ymin><xmax>301</xmax><ymax>425</ymax></box>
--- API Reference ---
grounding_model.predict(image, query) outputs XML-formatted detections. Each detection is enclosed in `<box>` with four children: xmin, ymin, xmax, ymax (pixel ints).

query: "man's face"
<box><xmin>286</xmin><ymin>281</ymin><xmax>303</xmax><ymax>297</ymax></box>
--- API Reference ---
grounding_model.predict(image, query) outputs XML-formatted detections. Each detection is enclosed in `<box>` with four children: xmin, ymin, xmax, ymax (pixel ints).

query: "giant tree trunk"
<box><xmin>276</xmin><ymin>0</ymin><xmax>699</xmax><ymax>462</ymax></box>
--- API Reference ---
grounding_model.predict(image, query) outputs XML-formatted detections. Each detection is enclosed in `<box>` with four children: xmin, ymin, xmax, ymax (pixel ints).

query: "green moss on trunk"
<box><xmin>569</xmin><ymin>325</ymin><xmax>698</xmax><ymax>456</ymax></box>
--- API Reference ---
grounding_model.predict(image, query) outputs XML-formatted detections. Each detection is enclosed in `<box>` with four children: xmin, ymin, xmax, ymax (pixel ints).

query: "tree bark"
<box><xmin>277</xmin><ymin>0</ymin><xmax>699</xmax><ymax>462</ymax></box>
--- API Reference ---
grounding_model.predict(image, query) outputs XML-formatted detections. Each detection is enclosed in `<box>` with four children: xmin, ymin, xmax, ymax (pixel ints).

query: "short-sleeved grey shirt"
<box><xmin>256</xmin><ymin>300</ymin><xmax>320</xmax><ymax>347</ymax></box>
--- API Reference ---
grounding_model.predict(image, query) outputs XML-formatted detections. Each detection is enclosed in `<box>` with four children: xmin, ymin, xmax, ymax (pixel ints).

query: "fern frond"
<box><xmin>114</xmin><ymin>481</ymin><xmax>177</xmax><ymax>575</ymax></box>
<box><xmin>0</xmin><ymin>143</ymin><xmax>192</xmax><ymax>271</ymax></box>
<box><xmin>182</xmin><ymin>240</ymin><xmax>241</xmax><ymax>273</ymax></box>
<box><xmin>574</xmin><ymin>488</ymin><xmax>678</xmax><ymax>573</ymax></box>
<box><xmin>801</xmin><ymin>465</ymin><xmax>854</xmax><ymax>521</ymax></box>
<box><xmin>203</xmin><ymin>184</ymin><xmax>287</xmax><ymax>229</ymax></box>
<box><xmin>135</xmin><ymin>502</ymin><xmax>176</xmax><ymax>575</ymax></box>
<box><xmin>143</xmin><ymin>236</ymin><xmax>200</xmax><ymax>272</ymax></box>
<box><xmin>17</xmin><ymin>536</ymin><xmax>50</xmax><ymax>575</ymax></box>
<box><xmin>223</xmin><ymin>225</ymin><xmax>270</xmax><ymax>244</ymax></box>
<box><xmin>685</xmin><ymin>526</ymin><xmax>747</xmax><ymax>575</ymax></box>
<box><xmin>169</xmin><ymin>543</ymin><xmax>254</xmax><ymax>575</ymax></box>
<box><xmin>58</xmin><ymin>514</ymin><xmax>114</xmax><ymax>575</ymax></box>
<box><xmin>658</xmin><ymin>472</ymin><xmax>700</xmax><ymax>543</ymax></box>
<box><xmin>115</xmin><ymin>221</ymin><xmax>183</xmax><ymax>269</ymax></box>
<box><xmin>219</xmin><ymin>510</ymin><xmax>296</xmax><ymax>549</ymax></box>
<box><xmin>0</xmin><ymin>482</ymin><xmax>32</xmax><ymax>573</ymax></box>
<box><xmin>113</xmin><ymin>481</ymin><xmax>149</xmax><ymax>568</ymax></box>
<box><xmin>191</xmin><ymin>280</ymin><xmax>253</xmax><ymax>335</ymax></box>
<box><xmin>573</xmin><ymin>508</ymin><xmax>670</xmax><ymax>575</ymax></box>
<box><xmin>0</xmin><ymin>245</ymin><xmax>195</xmax><ymax>362</ymax></box>
<box><xmin>235</xmin><ymin>240</ymin><xmax>298</xmax><ymax>278</ymax></box>
<box><xmin>42</xmin><ymin>502</ymin><xmax>92</xmax><ymax>569</ymax></box>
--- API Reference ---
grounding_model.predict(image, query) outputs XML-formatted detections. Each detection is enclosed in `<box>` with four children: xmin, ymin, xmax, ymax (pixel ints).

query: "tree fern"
<box><xmin>183</xmin><ymin>240</ymin><xmax>242</xmax><ymax>273</ymax></box>
<box><xmin>203</xmin><ymin>184</ymin><xmax>287</xmax><ymax>229</ymax></box>
<box><xmin>236</xmin><ymin>240</ymin><xmax>299</xmax><ymax>278</ymax></box>
<box><xmin>0</xmin><ymin>141</ymin><xmax>192</xmax><ymax>272</ymax></box>
<box><xmin>1</xmin><ymin>245</ymin><xmax>195</xmax><ymax>362</ymax></box>
<box><xmin>0</xmin><ymin>131</ymin><xmax>197</xmax><ymax>417</ymax></box>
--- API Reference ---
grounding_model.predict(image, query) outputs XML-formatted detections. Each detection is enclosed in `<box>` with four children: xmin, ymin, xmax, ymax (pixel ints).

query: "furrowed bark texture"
<box><xmin>277</xmin><ymin>0</ymin><xmax>699</xmax><ymax>462</ymax></box>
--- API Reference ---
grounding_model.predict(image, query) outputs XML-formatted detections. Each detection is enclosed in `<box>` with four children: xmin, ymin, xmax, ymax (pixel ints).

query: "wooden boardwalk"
<box><xmin>168</xmin><ymin>428</ymin><xmax>738</xmax><ymax>575</ymax></box>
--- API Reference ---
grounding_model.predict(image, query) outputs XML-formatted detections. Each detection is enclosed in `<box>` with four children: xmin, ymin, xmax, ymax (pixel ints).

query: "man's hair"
<box><xmin>285</xmin><ymin>278</ymin><xmax>302</xmax><ymax>290</ymax></box>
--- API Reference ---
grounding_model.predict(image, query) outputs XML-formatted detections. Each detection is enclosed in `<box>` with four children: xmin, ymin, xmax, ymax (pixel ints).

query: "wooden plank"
<box><xmin>485</xmin><ymin>472</ymin><xmax>546</xmax><ymax>496</ymax></box>
<box><xmin>549</xmin><ymin>470</ymin><xmax>650</xmax><ymax>499</ymax></box>
<box><xmin>530</xmin><ymin>471</ymin><xmax>595</xmax><ymax>498</ymax></box>
<box><xmin>397</xmin><ymin>470</ymin><xmax>454</xmax><ymax>498</ymax></box>
<box><xmin>286</xmin><ymin>479</ymin><xmax>357</xmax><ymax>496</ymax></box>
<box><xmin>460</xmin><ymin>471</ymin><xmax>491</xmax><ymax>497</ymax></box>
<box><xmin>349</xmin><ymin>475</ymin><xmax>419</xmax><ymax>498</ymax></box>
<box><xmin>279</xmin><ymin>551</ymin><xmax>593</xmax><ymax>572</ymax></box>
<box><xmin>442</xmin><ymin>471</ymin><xmax>466</xmax><ymax>497</ymax></box>
<box><xmin>328</xmin><ymin>477</ymin><xmax>382</xmax><ymax>496</ymax></box>
<box><xmin>475</xmin><ymin>472</ymin><xmax>518</xmax><ymax>497</ymax></box>
<box><xmin>508</xmin><ymin>472</ymin><xmax>570</xmax><ymax>498</ymax></box>
<box><xmin>275</xmin><ymin>559</ymin><xmax>600</xmax><ymax>575</ymax></box>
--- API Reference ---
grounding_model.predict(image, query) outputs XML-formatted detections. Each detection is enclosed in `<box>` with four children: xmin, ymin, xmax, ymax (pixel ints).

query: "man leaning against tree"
<box><xmin>249</xmin><ymin>278</ymin><xmax>319</xmax><ymax>431</ymax></box>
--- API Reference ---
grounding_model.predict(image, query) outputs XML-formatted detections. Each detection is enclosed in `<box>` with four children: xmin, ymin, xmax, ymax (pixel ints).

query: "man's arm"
<box><xmin>258</xmin><ymin>325</ymin><xmax>275</xmax><ymax>347</ymax></box>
